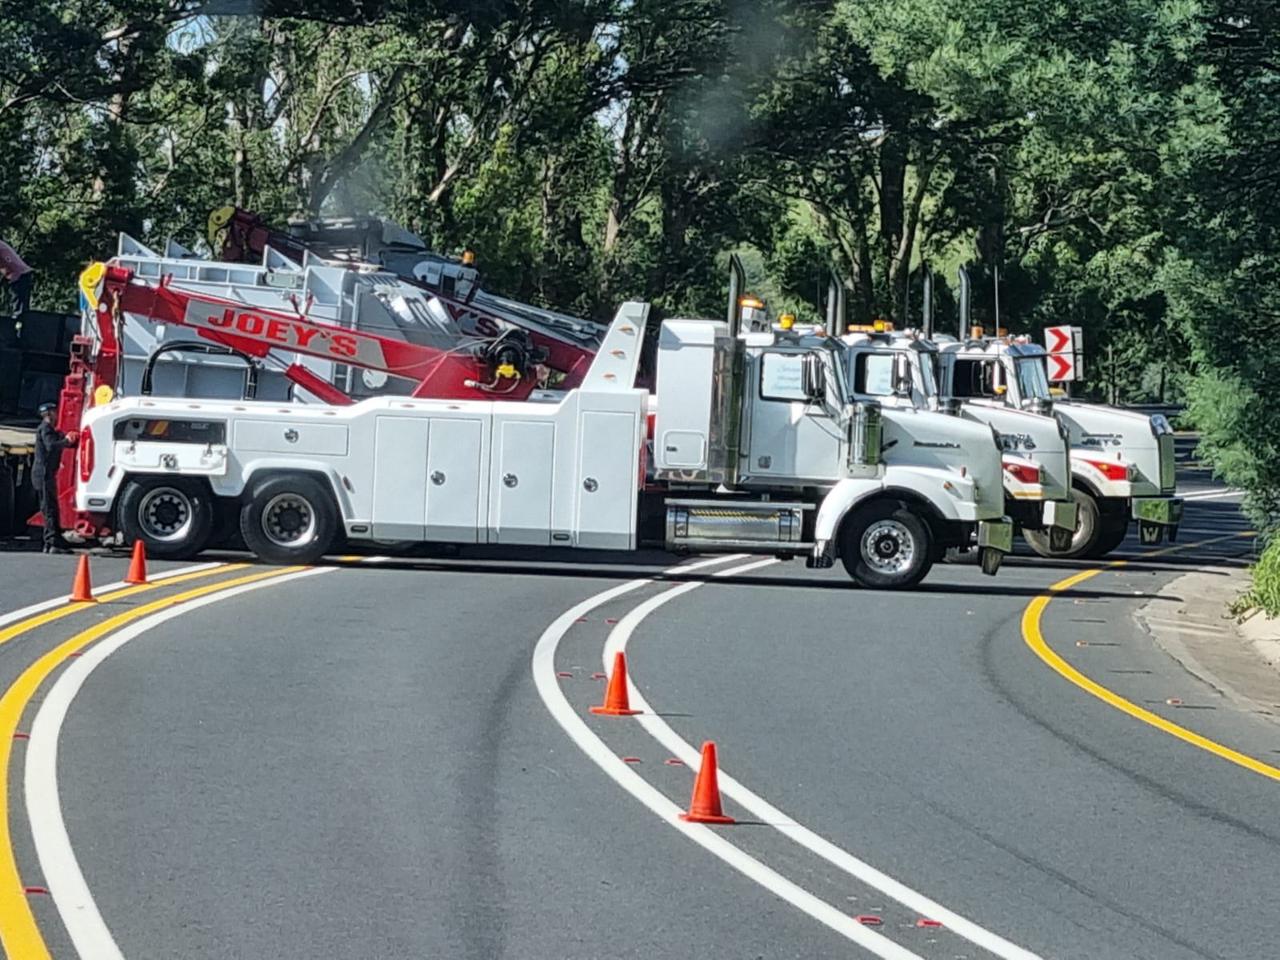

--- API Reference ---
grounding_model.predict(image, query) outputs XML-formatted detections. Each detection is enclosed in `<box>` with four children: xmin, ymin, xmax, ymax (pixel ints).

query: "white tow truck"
<box><xmin>936</xmin><ymin>335</ymin><xmax>1181</xmax><ymax>558</ymax></box>
<box><xmin>833</xmin><ymin>325</ymin><xmax>1078</xmax><ymax>551</ymax></box>
<box><xmin>70</xmin><ymin>261</ymin><xmax>1015</xmax><ymax>588</ymax></box>
<box><xmin>805</xmin><ymin>279</ymin><xmax>1077</xmax><ymax>551</ymax></box>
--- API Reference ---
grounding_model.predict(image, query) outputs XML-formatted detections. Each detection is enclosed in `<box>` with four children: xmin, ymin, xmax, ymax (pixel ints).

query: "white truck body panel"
<box><xmin>652</xmin><ymin>319</ymin><xmax>735</xmax><ymax>482</ymax></box>
<box><xmin>1054</xmin><ymin>401</ymin><xmax>1175</xmax><ymax>498</ymax></box>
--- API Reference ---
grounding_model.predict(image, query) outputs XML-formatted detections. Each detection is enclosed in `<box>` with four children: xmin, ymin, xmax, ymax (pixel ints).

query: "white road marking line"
<box><xmin>25</xmin><ymin>566</ymin><xmax>335</xmax><ymax>960</ymax></box>
<box><xmin>1180</xmin><ymin>489</ymin><xmax>1243</xmax><ymax>501</ymax></box>
<box><xmin>601</xmin><ymin>558</ymin><xmax>1046</xmax><ymax>960</ymax></box>
<box><xmin>0</xmin><ymin>562</ymin><xmax>224</xmax><ymax>628</ymax></box>
<box><xmin>532</xmin><ymin>566</ymin><xmax>925</xmax><ymax>959</ymax></box>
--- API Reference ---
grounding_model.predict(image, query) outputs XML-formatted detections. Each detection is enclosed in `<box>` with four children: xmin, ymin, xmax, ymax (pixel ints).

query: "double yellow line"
<box><xmin>1021</xmin><ymin>532</ymin><xmax>1280</xmax><ymax>782</ymax></box>
<box><xmin>0</xmin><ymin>563</ymin><xmax>304</xmax><ymax>960</ymax></box>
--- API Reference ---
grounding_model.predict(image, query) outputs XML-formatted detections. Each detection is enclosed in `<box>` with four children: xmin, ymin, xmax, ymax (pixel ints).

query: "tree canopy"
<box><xmin>2</xmin><ymin>0</ymin><xmax>1277</xmax><ymax>527</ymax></box>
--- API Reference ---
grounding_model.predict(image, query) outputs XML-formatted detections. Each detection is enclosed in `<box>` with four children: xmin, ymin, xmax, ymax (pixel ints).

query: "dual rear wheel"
<box><xmin>118</xmin><ymin>473</ymin><xmax>338</xmax><ymax>564</ymax></box>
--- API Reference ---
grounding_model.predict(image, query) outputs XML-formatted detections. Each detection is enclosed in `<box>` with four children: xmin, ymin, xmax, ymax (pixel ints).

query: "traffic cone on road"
<box><xmin>589</xmin><ymin>651</ymin><xmax>641</xmax><ymax>716</ymax></box>
<box><xmin>680</xmin><ymin>741</ymin><xmax>735</xmax><ymax>824</ymax></box>
<box><xmin>70</xmin><ymin>555</ymin><xmax>97</xmax><ymax>603</ymax></box>
<box><xmin>124</xmin><ymin>540</ymin><xmax>148</xmax><ymax>585</ymax></box>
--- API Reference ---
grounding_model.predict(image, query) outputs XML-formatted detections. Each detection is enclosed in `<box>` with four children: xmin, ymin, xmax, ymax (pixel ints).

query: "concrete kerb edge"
<box><xmin>1134</xmin><ymin>564</ymin><xmax>1280</xmax><ymax>724</ymax></box>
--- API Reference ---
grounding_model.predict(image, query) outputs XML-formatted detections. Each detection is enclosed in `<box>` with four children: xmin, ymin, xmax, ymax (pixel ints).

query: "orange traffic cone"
<box><xmin>590</xmin><ymin>651</ymin><xmax>641</xmax><ymax>716</ymax></box>
<box><xmin>70</xmin><ymin>554</ymin><xmax>97</xmax><ymax>603</ymax></box>
<box><xmin>680</xmin><ymin>741</ymin><xmax>735</xmax><ymax>824</ymax></box>
<box><xmin>124</xmin><ymin>540</ymin><xmax>148</xmax><ymax>585</ymax></box>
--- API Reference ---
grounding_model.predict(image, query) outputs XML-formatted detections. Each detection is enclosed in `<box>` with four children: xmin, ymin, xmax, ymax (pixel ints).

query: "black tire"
<box><xmin>839</xmin><ymin>500</ymin><xmax>934</xmax><ymax>589</ymax></box>
<box><xmin>1023</xmin><ymin>487</ymin><xmax>1099</xmax><ymax>560</ymax></box>
<box><xmin>239</xmin><ymin>474</ymin><xmax>337</xmax><ymax>565</ymax></box>
<box><xmin>118</xmin><ymin>476</ymin><xmax>215</xmax><ymax>560</ymax></box>
<box><xmin>1087</xmin><ymin>517</ymin><xmax>1130</xmax><ymax>558</ymax></box>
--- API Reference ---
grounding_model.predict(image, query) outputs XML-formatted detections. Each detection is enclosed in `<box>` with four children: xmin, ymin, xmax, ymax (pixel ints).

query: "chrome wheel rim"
<box><xmin>138</xmin><ymin>487</ymin><xmax>194</xmax><ymax>543</ymax></box>
<box><xmin>261</xmin><ymin>493</ymin><xmax>316</xmax><ymax>547</ymax></box>
<box><xmin>860</xmin><ymin>520</ymin><xmax>916</xmax><ymax>575</ymax></box>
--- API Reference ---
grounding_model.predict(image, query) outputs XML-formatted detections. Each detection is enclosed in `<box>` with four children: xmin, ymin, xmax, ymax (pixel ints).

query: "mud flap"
<box><xmin>1138</xmin><ymin>520</ymin><xmax>1165</xmax><ymax>546</ymax></box>
<box><xmin>1049</xmin><ymin>526</ymin><xmax>1074</xmax><ymax>552</ymax></box>
<box><xmin>980</xmin><ymin>546</ymin><xmax>1004</xmax><ymax>575</ymax></box>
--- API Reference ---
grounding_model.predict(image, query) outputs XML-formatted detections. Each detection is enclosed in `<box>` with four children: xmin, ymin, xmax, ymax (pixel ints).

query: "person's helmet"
<box><xmin>37</xmin><ymin>402</ymin><xmax>57</xmax><ymax>415</ymax></box>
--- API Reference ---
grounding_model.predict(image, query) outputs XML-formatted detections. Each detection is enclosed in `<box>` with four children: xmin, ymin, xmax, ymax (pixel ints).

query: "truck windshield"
<box><xmin>1015</xmin><ymin>357</ymin><xmax>1052</xmax><ymax>400</ymax></box>
<box><xmin>846</xmin><ymin>351</ymin><xmax>894</xmax><ymax>396</ymax></box>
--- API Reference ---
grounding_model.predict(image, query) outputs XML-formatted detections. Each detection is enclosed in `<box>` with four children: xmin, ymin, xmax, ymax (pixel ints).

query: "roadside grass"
<box><xmin>1233</xmin><ymin>537</ymin><xmax>1280</xmax><ymax>619</ymax></box>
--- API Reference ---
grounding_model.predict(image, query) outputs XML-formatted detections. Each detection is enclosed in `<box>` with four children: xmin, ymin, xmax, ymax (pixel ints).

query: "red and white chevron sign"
<box><xmin>1045</xmin><ymin>325</ymin><xmax>1072</xmax><ymax>354</ymax></box>
<box><xmin>1044</xmin><ymin>324</ymin><xmax>1082</xmax><ymax>381</ymax></box>
<box><xmin>1048</xmin><ymin>352</ymin><xmax>1076</xmax><ymax>381</ymax></box>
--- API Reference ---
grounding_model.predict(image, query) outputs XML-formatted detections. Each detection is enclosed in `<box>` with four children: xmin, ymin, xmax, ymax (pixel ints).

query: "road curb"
<box><xmin>1135</xmin><ymin>565</ymin><xmax>1280</xmax><ymax>722</ymax></box>
<box><xmin>1238</xmin><ymin>604</ymin><xmax>1280</xmax><ymax>666</ymax></box>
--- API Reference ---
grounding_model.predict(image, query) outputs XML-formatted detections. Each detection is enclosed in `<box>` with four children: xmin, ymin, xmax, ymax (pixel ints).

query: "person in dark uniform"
<box><xmin>33</xmin><ymin>403</ymin><xmax>77</xmax><ymax>553</ymax></box>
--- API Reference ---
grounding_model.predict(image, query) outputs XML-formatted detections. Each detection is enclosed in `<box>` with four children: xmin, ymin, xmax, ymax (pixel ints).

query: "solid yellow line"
<box><xmin>1021</xmin><ymin>532</ymin><xmax>1280</xmax><ymax>781</ymax></box>
<box><xmin>0</xmin><ymin>564</ymin><xmax>246</xmax><ymax>647</ymax></box>
<box><xmin>0</xmin><ymin>564</ymin><xmax>302</xmax><ymax>960</ymax></box>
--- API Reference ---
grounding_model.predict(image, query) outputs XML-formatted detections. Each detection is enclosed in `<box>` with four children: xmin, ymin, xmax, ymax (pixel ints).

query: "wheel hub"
<box><xmin>861</xmin><ymin>520</ymin><xmax>915</xmax><ymax>575</ymax></box>
<box><xmin>138</xmin><ymin>488</ymin><xmax>194</xmax><ymax>543</ymax></box>
<box><xmin>262</xmin><ymin>494</ymin><xmax>315</xmax><ymax>547</ymax></box>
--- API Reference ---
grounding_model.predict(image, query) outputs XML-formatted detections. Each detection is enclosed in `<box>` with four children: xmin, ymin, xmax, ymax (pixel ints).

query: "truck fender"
<box><xmin>813</xmin><ymin>478</ymin><xmax>885</xmax><ymax>544</ymax></box>
<box><xmin>815</xmin><ymin>472</ymin><xmax>973</xmax><ymax>546</ymax></box>
<box><xmin>215</xmin><ymin>458</ymin><xmax>353</xmax><ymax>519</ymax></box>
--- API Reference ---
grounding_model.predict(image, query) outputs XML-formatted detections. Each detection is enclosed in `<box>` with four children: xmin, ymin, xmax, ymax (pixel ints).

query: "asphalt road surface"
<box><xmin>0</xmin><ymin>470</ymin><xmax>1266</xmax><ymax>960</ymax></box>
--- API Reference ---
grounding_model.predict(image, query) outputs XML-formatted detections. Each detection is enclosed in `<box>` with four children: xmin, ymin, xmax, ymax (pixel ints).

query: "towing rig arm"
<box><xmin>81</xmin><ymin>262</ymin><xmax>540</xmax><ymax>404</ymax></box>
<box><xmin>209</xmin><ymin>205</ymin><xmax>598</xmax><ymax>389</ymax></box>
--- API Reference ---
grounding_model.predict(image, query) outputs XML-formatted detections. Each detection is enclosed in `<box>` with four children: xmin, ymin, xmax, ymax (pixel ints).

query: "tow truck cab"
<box><xmin>936</xmin><ymin>338</ymin><xmax>1182</xmax><ymax>558</ymax></box>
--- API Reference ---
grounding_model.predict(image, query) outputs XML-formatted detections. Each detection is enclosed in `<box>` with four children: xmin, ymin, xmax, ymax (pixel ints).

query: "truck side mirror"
<box><xmin>892</xmin><ymin>353</ymin><xmax>912</xmax><ymax>397</ymax></box>
<box><xmin>801</xmin><ymin>354</ymin><xmax>826</xmax><ymax>401</ymax></box>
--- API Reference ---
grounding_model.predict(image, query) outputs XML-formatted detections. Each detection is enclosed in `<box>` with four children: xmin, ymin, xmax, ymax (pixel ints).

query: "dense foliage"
<box><xmin>1</xmin><ymin>0</ymin><xmax>1276</xmax><ymax>528</ymax></box>
<box><xmin>1238</xmin><ymin>538</ymin><xmax>1280</xmax><ymax>618</ymax></box>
